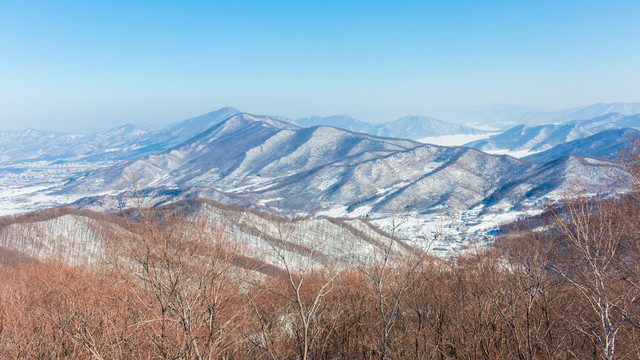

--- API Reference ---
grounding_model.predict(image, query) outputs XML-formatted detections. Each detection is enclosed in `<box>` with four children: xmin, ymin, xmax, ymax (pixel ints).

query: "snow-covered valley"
<box><xmin>0</xmin><ymin>105</ymin><xmax>636</xmax><ymax>261</ymax></box>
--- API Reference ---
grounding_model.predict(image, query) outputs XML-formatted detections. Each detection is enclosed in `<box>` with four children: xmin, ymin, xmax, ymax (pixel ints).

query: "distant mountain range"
<box><xmin>4</xmin><ymin>104</ymin><xmax>640</xmax><ymax>167</ymax></box>
<box><xmin>464</xmin><ymin>112</ymin><xmax>640</xmax><ymax>158</ymax></box>
<box><xmin>0</xmin><ymin>102</ymin><xmax>638</xmax><ymax>266</ymax></box>
<box><xmin>465</xmin><ymin>123</ymin><xmax>592</xmax><ymax>154</ymax></box>
<box><xmin>432</xmin><ymin>103</ymin><xmax>640</xmax><ymax>129</ymax></box>
<box><xmin>0</xmin><ymin>103</ymin><xmax>638</xmax><ymax>221</ymax></box>
<box><xmin>570</xmin><ymin>112</ymin><xmax>640</xmax><ymax>132</ymax></box>
<box><xmin>0</xmin><ymin>107</ymin><xmax>241</xmax><ymax>164</ymax></box>
<box><xmin>1</xmin><ymin>108</ymin><xmax>485</xmax><ymax>165</ymax></box>
<box><xmin>60</xmin><ymin>112</ymin><xmax>624</xmax><ymax>216</ymax></box>
<box><xmin>522</xmin><ymin>128</ymin><xmax>639</xmax><ymax>163</ymax></box>
<box><xmin>295</xmin><ymin>115</ymin><xmax>486</xmax><ymax>140</ymax></box>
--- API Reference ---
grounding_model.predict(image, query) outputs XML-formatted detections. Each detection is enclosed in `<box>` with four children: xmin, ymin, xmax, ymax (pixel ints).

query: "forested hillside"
<box><xmin>1</xmin><ymin>143</ymin><xmax>640</xmax><ymax>359</ymax></box>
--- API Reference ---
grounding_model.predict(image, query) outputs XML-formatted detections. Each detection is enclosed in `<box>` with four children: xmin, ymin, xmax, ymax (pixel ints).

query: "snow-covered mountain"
<box><xmin>434</xmin><ymin>102</ymin><xmax>640</xmax><ymax>130</ymax></box>
<box><xmin>295</xmin><ymin>115</ymin><xmax>486</xmax><ymax>140</ymax></box>
<box><xmin>522</xmin><ymin>128</ymin><xmax>639</xmax><ymax>163</ymax></box>
<box><xmin>0</xmin><ymin>107</ymin><xmax>632</xmax><ymax>256</ymax></box>
<box><xmin>63</xmin><ymin>113</ymin><xmax>419</xmax><ymax>195</ymax></box>
<box><xmin>76</xmin><ymin>107</ymin><xmax>243</xmax><ymax>161</ymax></box>
<box><xmin>0</xmin><ymin>107</ymin><xmax>242</xmax><ymax>164</ymax></box>
<box><xmin>0</xmin><ymin>199</ymin><xmax>414</xmax><ymax>268</ymax></box>
<box><xmin>464</xmin><ymin>112</ymin><xmax>640</xmax><ymax>159</ymax></box>
<box><xmin>465</xmin><ymin>124</ymin><xmax>593</xmax><ymax>154</ymax></box>
<box><xmin>558</xmin><ymin>103</ymin><xmax>640</xmax><ymax>123</ymax></box>
<box><xmin>7</xmin><ymin>105</ymin><xmax>638</xmax><ymax>167</ymax></box>
<box><xmin>61</xmin><ymin>112</ymin><xmax>624</xmax><ymax>216</ymax></box>
<box><xmin>135</xmin><ymin>107</ymin><xmax>241</xmax><ymax>150</ymax></box>
<box><xmin>295</xmin><ymin>115</ymin><xmax>376</xmax><ymax>133</ymax></box>
<box><xmin>376</xmin><ymin>116</ymin><xmax>486</xmax><ymax>138</ymax></box>
<box><xmin>0</xmin><ymin>125</ymin><xmax>152</xmax><ymax>164</ymax></box>
<box><xmin>568</xmin><ymin>112</ymin><xmax>640</xmax><ymax>132</ymax></box>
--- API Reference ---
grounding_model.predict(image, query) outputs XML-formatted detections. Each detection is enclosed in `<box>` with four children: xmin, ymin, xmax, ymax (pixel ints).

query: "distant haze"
<box><xmin>1</xmin><ymin>1</ymin><xmax>639</xmax><ymax>131</ymax></box>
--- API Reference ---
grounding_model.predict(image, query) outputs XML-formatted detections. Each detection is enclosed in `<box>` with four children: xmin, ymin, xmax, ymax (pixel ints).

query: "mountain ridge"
<box><xmin>294</xmin><ymin>114</ymin><xmax>486</xmax><ymax>140</ymax></box>
<box><xmin>59</xmin><ymin>113</ymin><xmax>624</xmax><ymax>218</ymax></box>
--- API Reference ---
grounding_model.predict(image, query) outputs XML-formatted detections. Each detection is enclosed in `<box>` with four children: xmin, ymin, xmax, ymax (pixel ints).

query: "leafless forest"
<box><xmin>1</xmin><ymin>143</ymin><xmax>640</xmax><ymax>359</ymax></box>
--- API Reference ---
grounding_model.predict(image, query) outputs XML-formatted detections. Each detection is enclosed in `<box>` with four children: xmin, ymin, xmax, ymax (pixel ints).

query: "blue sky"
<box><xmin>1</xmin><ymin>0</ymin><xmax>639</xmax><ymax>131</ymax></box>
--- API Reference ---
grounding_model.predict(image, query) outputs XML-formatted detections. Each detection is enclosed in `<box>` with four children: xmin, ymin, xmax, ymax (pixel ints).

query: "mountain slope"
<box><xmin>465</xmin><ymin>123</ymin><xmax>593</xmax><ymax>154</ymax></box>
<box><xmin>0</xmin><ymin>200</ymin><xmax>412</xmax><ymax>268</ymax></box>
<box><xmin>0</xmin><ymin>107</ymin><xmax>241</xmax><ymax>165</ymax></box>
<box><xmin>0</xmin><ymin>125</ymin><xmax>152</xmax><ymax>164</ymax></box>
<box><xmin>295</xmin><ymin>115</ymin><xmax>376</xmax><ymax>133</ymax></box>
<box><xmin>61</xmin><ymin>113</ymin><xmax>624</xmax><ymax>217</ymax></box>
<box><xmin>77</xmin><ymin>107</ymin><xmax>243</xmax><ymax>161</ymax></box>
<box><xmin>434</xmin><ymin>102</ymin><xmax>640</xmax><ymax>129</ymax></box>
<box><xmin>522</xmin><ymin>128</ymin><xmax>639</xmax><ymax>162</ymax></box>
<box><xmin>376</xmin><ymin>116</ymin><xmax>486</xmax><ymax>138</ymax></box>
<box><xmin>482</xmin><ymin>155</ymin><xmax>620</xmax><ymax>210</ymax></box>
<box><xmin>295</xmin><ymin>115</ymin><xmax>486</xmax><ymax>140</ymax></box>
<box><xmin>63</xmin><ymin>113</ymin><xmax>420</xmax><ymax>194</ymax></box>
<box><xmin>556</xmin><ymin>103</ymin><xmax>640</xmax><ymax>123</ymax></box>
<box><xmin>569</xmin><ymin>113</ymin><xmax>640</xmax><ymax>132</ymax></box>
<box><xmin>135</xmin><ymin>107</ymin><xmax>241</xmax><ymax>150</ymax></box>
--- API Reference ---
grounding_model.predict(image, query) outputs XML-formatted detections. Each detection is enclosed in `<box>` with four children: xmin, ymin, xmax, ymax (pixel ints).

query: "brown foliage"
<box><xmin>4</xmin><ymin>137</ymin><xmax>640</xmax><ymax>358</ymax></box>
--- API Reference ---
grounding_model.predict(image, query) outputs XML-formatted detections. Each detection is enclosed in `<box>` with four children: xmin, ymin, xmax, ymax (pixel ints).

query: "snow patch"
<box><xmin>317</xmin><ymin>205</ymin><xmax>348</xmax><ymax>217</ymax></box>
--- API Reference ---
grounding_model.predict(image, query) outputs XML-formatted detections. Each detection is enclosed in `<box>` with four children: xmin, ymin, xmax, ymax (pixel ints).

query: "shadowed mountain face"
<box><xmin>61</xmin><ymin>113</ymin><xmax>624</xmax><ymax>216</ymax></box>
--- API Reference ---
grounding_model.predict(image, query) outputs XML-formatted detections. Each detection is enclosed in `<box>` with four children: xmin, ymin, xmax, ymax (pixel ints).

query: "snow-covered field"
<box><xmin>0</xmin><ymin>161</ymin><xmax>116</xmax><ymax>216</ymax></box>
<box><xmin>0</xmin><ymin>182</ymin><xmax>81</xmax><ymax>216</ymax></box>
<box><xmin>367</xmin><ymin>206</ymin><xmax>534</xmax><ymax>257</ymax></box>
<box><xmin>315</xmin><ymin>200</ymin><xmax>540</xmax><ymax>258</ymax></box>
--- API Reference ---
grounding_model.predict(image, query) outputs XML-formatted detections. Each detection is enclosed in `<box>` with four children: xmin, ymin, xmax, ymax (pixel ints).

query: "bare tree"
<box><xmin>241</xmin><ymin>218</ymin><xmax>348</xmax><ymax>360</ymax></box>
<box><xmin>358</xmin><ymin>214</ymin><xmax>431</xmax><ymax>359</ymax></box>
<box><xmin>549</xmin><ymin>196</ymin><xmax>639</xmax><ymax>360</ymax></box>
<box><xmin>105</xmin><ymin>207</ymin><xmax>244</xmax><ymax>359</ymax></box>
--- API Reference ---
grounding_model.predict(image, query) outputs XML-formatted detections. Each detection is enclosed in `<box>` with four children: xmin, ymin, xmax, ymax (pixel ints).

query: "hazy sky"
<box><xmin>1</xmin><ymin>0</ymin><xmax>639</xmax><ymax>131</ymax></box>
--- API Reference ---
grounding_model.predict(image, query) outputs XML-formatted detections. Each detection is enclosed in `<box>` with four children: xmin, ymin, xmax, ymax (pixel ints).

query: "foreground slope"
<box><xmin>0</xmin><ymin>199</ymin><xmax>414</xmax><ymax>269</ymax></box>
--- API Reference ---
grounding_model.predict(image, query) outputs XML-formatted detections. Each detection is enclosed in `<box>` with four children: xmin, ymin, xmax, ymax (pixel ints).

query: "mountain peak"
<box><xmin>217</xmin><ymin>113</ymin><xmax>300</xmax><ymax>131</ymax></box>
<box><xmin>203</xmin><ymin>106</ymin><xmax>241</xmax><ymax>116</ymax></box>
